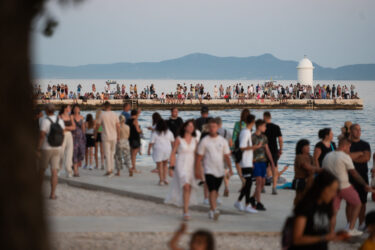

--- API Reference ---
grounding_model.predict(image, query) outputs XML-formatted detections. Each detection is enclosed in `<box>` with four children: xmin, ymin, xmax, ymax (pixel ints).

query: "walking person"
<box><xmin>249</xmin><ymin>119</ymin><xmax>275</xmax><ymax>211</ymax></box>
<box><xmin>38</xmin><ymin>104</ymin><xmax>65</xmax><ymax>199</ymax></box>
<box><xmin>94</xmin><ymin>109</ymin><xmax>104</xmax><ymax>170</ymax></box>
<box><xmin>127</xmin><ymin>109</ymin><xmax>142</xmax><ymax>174</ymax></box>
<box><xmin>148</xmin><ymin>119</ymin><xmax>175</xmax><ymax>185</ymax></box>
<box><xmin>195</xmin><ymin>119</ymin><xmax>233</xmax><ymax>220</ymax></box>
<box><xmin>215</xmin><ymin>117</ymin><xmax>233</xmax><ymax>198</ymax></box>
<box><xmin>234</xmin><ymin>114</ymin><xmax>261</xmax><ymax>213</ymax></box>
<box><xmin>95</xmin><ymin>101</ymin><xmax>120</xmax><ymax>177</ymax></box>
<box><xmin>313</xmin><ymin>128</ymin><xmax>336</xmax><ymax>168</ymax></box>
<box><xmin>71</xmin><ymin>104</ymin><xmax>86</xmax><ymax>177</ymax></box>
<box><xmin>167</xmin><ymin>107</ymin><xmax>184</xmax><ymax>138</ymax></box>
<box><xmin>263</xmin><ymin>111</ymin><xmax>283</xmax><ymax>195</ymax></box>
<box><xmin>349</xmin><ymin>124</ymin><xmax>372</xmax><ymax>230</ymax></box>
<box><xmin>84</xmin><ymin>114</ymin><xmax>95</xmax><ymax>170</ymax></box>
<box><xmin>231</xmin><ymin>109</ymin><xmax>251</xmax><ymax>183</ymax></box>
<box><xmin>293</xmin><ymin>139</ymin><xmax>318</xmax><ymax>205</ymax></box>
<box><xmin>115</xmin><ymin>115</ymin><xmax>132</xmax><ymax>176</ymax></box>
<box><xmin>323</xmin><ymin>137</ymin><xmax>370</xmax><ymax>236</ymax></box>
<box><xmin>287</xmin><ymin>170</ymin><xmax>346</xmax><ymax>250</ymax></box>
<box><xmin>165</xmin><ymin>120</ymin><xmax>198</xmax><ymax>220</ymax></box>
<box><xmin>59</xmin><ymin>104</ymin><xmax>75</xmax><ymax>178</ymax></box>
<box><xmin>195</xmin><ymin>106</ymin><xmax>211</xmax><ymax>132</ymax></box>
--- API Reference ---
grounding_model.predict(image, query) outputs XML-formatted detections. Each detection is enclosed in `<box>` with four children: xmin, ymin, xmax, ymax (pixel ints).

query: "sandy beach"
<box><xmin>47</xmin><ymin>183</ymin><xmax>362</xmax><ymax>250</ymax></box>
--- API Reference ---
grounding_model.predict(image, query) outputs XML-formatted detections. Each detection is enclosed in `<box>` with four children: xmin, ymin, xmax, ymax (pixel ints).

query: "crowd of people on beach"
<box><xmin>36</xmin><ymin>102</ymin><xmax>375</xmax><ymax>250</ymax></box>
<box><xmin>34</xmin><ymin>81</ymin><xmax>360</xmax><ymax>103</ymax></box>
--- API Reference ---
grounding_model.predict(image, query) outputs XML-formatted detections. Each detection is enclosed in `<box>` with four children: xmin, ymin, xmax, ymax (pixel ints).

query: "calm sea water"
<box><xmin>36</xmin><ymin>79</ymin><xmax>375</xmax><ymax>180</ymax></box>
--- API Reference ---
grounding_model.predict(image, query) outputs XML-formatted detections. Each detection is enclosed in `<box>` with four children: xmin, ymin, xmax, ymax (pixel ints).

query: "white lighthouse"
<box><xmin>297</xmin><ymin>56</ymin><xmax>314</xmax><ymax>87</ymax></box>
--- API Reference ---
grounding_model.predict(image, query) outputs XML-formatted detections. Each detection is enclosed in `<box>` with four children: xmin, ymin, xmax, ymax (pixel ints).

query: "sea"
<box><xmin>35</xmin><ymin>79</ymin><xmax>375</xmax><ymax>181</ymax></box>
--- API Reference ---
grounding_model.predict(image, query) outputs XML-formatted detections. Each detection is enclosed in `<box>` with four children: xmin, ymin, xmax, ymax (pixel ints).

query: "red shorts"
<box><xmin>333</xmin><ymin>186</ymin><xmax>361</xmax><ymax>211</ymax></box>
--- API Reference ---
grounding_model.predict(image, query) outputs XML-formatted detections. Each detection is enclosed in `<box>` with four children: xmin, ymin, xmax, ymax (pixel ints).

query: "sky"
<box><xmin>32</xmin><ymin>0</ymin><xmax>375</xmax><ymax>68</ymax></box>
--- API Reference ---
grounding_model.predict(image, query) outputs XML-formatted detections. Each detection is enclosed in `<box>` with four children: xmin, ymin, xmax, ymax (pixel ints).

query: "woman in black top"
<box><xmin>127</xmin><ymin>109</ymin><xmax>142</xmax><ymax>174</ymax></box>
<box><xmin>290</xmin><ymin>170</ymin><xmax>345</xmax><ymax>250</ymax></box>
<box><xmin>313</xmin><ymin>128</ymin><xmax>336</xmax><ymax>168</ymax></box>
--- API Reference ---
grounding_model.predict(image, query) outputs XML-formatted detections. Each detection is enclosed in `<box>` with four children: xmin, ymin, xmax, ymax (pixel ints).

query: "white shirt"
<box><xmin>150</xmin><ymin>130</ymin><xmax>174</xmax><ymax>150</ymax></box>
<box><xmin>97</xmin><ymin>111</ymin><xmax>119</xmax><ymax>141</ymax></box>
<box><xmin>197</xmin><ymin>135</ymin><xmax>231</xmax><ymax>177</ymax></box>
<box><xmin>239</xmin><ymin>128</ymin><xmax>253</xmax><ymax>168</ymax></box>
<box><xmin>322</xmin><ymin>151</ymin><xmax>355</xmax><ymax>190</ymax></box>
<box><xmin>40</xmin><ymin>115</ymin><xmax>65</xmax><ymax>150</ymax></box>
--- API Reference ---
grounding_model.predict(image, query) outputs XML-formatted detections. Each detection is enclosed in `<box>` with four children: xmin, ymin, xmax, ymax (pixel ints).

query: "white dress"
<box><xmin>150</xmin><ymin>130</ymin><xmax>174</xmax><ymax>162</ymax></box>
<box><xmin>165</xmin><ymin>136</ymin><xmax>198</xmax><ymax>207</ymax></box>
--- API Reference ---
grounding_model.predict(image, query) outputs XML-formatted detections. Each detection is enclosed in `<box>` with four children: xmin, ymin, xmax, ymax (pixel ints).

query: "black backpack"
<box><xmin>47</xmin><ymin>117</ymin><xmax>64</xmax><ymax>147</ymax></box>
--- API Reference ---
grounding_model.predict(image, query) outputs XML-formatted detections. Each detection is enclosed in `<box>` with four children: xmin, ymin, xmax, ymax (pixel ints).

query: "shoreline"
<box><xmin>36</xmin><ymin>98</ymin><xmax>363</xmax><ymax>110</ymax></box>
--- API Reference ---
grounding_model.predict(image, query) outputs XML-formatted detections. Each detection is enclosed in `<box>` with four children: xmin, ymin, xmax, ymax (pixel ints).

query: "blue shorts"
<box><xmin>253</xmin><ymin>162</ymin><xmax>267</xmax><ymax>178</ymax></box>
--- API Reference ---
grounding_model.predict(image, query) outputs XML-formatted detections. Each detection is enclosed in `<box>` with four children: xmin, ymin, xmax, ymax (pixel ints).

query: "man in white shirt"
<box><xmin>195</xmin><ymin>119</ymin><xmax>233</xmax><ymax>220</ymax></box>
<box><xmin>323</xmin><ymin>137</ymin><xmax>372</xmax><ymax>236</ymax></box>
<box><xmin>234</xmin><ymin>114</ymin><xmax>261</xmax><ymax>213</ymax></box>
<box><xmin>38</xmin><ymin>104</ymin><xmax>65</xmax><ymax>200</ymax></box>
<box><xmin>95</xmin><ymin>101</ymin><xmax>120</xmax><ymax>177</ymax></box>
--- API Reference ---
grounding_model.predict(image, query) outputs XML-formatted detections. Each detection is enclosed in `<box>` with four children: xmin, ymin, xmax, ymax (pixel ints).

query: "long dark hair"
<box><xmin>318</xmin><ymin>128</ymin><xmax>331</xmax><ymax>140</ymax></box>
<box><xmin>294</xmin><ymin>170</ymin><xmax>338</xmax><ymax>218</ymax></box>
<box><xmin>86</xmin><ymin>114</ymin><xmax>94</xmax><ymax>129</ymax></box>
<box><xmin>296</xmin><ymin>139</ymin><xmax>310</xmax><ymax>155</ymax></box>
<box><xmin>190</xmin><ymin>230</ymin><xmax>215</xmax><ymax>250</ymax></box>
<box><xmin>179</xmin><ymin>119</ymin><xmax>197</xmax><ymax>138</ymax></box>
<box><xmin>240</xmin><ymin>109</ymin><xmax>250</xmax><ymax>124</ymax></box>
<box><xmin>59</xmin><ymin>104</ymin><xmax>69</xmax><ymax>115</ymax></box>
<box><xmin>152</xmin><ymin>112</ymin><xmax>162</xmax><ymax>126</ymax></box>
<box><xmin>155</xmin><ymin>119</ymin><xmax>168</xmax><ymax>134</ymax></box>
<box><xmin>71</xmin><ymin>104</ymin><xmax>80</xmax><ymax>115</ymax></box>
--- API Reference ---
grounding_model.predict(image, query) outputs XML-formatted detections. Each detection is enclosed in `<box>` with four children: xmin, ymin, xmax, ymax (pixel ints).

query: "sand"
<box><xmin>47</xmin><ymin>184</ymin><xmax>362</xmax><ymax>250</ymax></box>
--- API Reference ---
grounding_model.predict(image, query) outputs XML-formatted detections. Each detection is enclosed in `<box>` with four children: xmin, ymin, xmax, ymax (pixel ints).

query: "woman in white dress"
<box><xmin>165</xmin><ymin>119</ymin><xmax>198</xmax><ymax>220</ymax></box>
<box><xmin>148</xmin><ymin>119</ymin><xmax>174</xmax><ymax>185</ymax></box>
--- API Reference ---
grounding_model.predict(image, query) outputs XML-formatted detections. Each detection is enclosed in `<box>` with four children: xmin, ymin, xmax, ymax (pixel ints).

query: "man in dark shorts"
<box><xmin>195</xmin><ymin>119</ymin><xmax>233</xmax><ymax>220</ymax></box>
<box><xmin>349</xmin><ymin>124</ymin><xmax>372</xmax><ymax>230</ymax></box>
<box><xmin>195</xmin><ymin>106</ymin><xmax>211</xmax><ymax>132</ymax></box>
<box><xmin>166</xmin><ymin>107</ymin><xmax>183</xmax><ymax>138</ymax></box>
<box><xmin>264</xmin><ymin>112</ymin><xmax>283</xmax><ymax>195</ymax></box>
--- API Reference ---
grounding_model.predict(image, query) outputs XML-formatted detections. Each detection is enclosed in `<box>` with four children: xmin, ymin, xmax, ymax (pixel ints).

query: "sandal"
<box><xmin>49</xmin><ymin>195</ymin><xmax>57</xmax><ymax>200</ymax></box>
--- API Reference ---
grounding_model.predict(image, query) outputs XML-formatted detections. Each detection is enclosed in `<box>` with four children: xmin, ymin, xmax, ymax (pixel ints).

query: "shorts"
<box><xmin>96</xmin><ymin>133</ymin><xmax>102</xmax><ymax>142</ymax></box>
<box><xmin>269</xmin><ymin>152</ymin><xmax>279</xmax><ymax>166</ymax></box>
<box><xmin>129</xmin><ymin>139</ymin><xmax>141</xmax><ymax>149</ymax></box>
<box><xmin>333</xmin><ymin>186</ymin><xmax>361</xmax><ymax>211</ymax></box>
<box><xmin>350</xmin><ymin>173</ymin><xmax>369</xmax><ymax>204</ymax></box>
<box><xmin>205</xmin><ymin>174</ymin><xmax>223</xmax><ymax>192</ymax></box>
<box><xmin>241</xmin><ymin>167</ymin><xmax>253</xmax><ymax>178</ymax></box>
<box><xmin>40</xmin><ymin>149</ymin><xmax>60</xmax><ymax>171</ymax></box>
<box><xmin>86</xmin><ymin>134</ymin><xmax>95</xmax><ymax>147</ymax></box>
<box><xmin>253</xmin><ymin>162</ymin><xmax>267</xmax><ymax>178</ymax></box>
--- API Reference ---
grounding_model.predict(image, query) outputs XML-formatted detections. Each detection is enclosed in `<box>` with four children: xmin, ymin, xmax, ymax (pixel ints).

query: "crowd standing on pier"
<box><xmin>37</xmin><ymin>102</ymin><xmax>375</xmax><ymax>250</ymax></box>
<box><xmin>34</xmin><ymin>81</ymin><xmax>360</xmax><ymax>102</ymax></box>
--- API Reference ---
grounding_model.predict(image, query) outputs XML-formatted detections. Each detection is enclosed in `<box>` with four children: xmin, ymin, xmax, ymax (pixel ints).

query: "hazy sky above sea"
<box><xmin>32</xmin><ymin>0</ymin><xmax>375</xmax><ymax>68</ymax></box>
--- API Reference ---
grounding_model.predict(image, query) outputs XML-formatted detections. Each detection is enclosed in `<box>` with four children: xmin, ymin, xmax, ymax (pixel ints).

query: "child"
<box><xmin>85</xmin><ymin>114</ymin><xmax>95</xmax><ymax>170</ymax></box>
<box><xmin>195</xmin><ymin>119</ymin><xmax>233</xmax><ymax>220</ymax></box>
<box><xmin>234</xmin><ymin>114</ymin><xmax>262</xmax><ymax>213</ymax></box>
<box><xmin>360</xmin><ymin>210</ymin><xmax>375</xmax><ymax>250</ymax></box>
<box><xmin>250</xmin><ymin>119</ymin><xmax>275</xmax><ymax>211</ymax></box>
<box><xmin>169</xmin><ymin>223</ymin><xmax>215</xmax><ymax>250</ymax></box>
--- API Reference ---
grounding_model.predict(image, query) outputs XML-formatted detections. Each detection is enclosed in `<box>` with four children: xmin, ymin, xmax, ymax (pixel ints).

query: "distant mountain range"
<box><xmin>33</xmin><ymin>53</ymin><xmax>375</xmax><ymax>80</ymax></box>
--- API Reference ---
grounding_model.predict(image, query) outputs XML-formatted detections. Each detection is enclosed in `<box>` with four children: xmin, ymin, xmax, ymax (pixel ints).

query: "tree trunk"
<box><xmin>0</xmin><ymin>0</ymin><xmax>49</xmax><ymax>249</ymax></box>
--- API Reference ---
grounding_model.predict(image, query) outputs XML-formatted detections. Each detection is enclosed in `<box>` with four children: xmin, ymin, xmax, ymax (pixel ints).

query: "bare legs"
<box><xmin>183</xmin><ymin>184</ymin><xmax>191</xmax><ymax>215</ymax></box>
<box><xmin>95</xmin><ymin>141</ymin><xmax>104</xmax><ymax>169</ymax></box>
<box><xmin>157</xmin><ymin>160</ymin><xmax>168</xmax><ymax>185</ymax></box>
<box><xmin>131</xmin><ymin>148</ymin><xmax>140</xmax><ymax>173</ymax></box>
